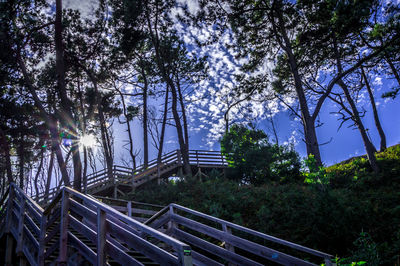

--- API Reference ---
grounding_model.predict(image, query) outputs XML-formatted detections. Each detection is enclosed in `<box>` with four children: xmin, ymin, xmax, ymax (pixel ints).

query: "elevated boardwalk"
<box><xmin>38</xmin><ymin>150</ymin><xmax>228</xmax><ymax>200</ymax></box>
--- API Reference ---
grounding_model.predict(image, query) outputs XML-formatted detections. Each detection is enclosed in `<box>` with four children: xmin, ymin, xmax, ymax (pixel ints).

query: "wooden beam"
<box><xmin>58</xmin><ymin>190</ymin><xmax>70</xmax><ymax>265</ymax></box>
<box><xmin>97</xmin><ymin>208</ymin><xmax>107</xmax><ymax>265</ymax></box>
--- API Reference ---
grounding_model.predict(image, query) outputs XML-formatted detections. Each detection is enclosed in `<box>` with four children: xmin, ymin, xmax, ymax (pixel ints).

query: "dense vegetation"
<box><xmin>129</xmin><ymin>141</ymin><xmax>400</xmax><ymax>265</ymax></box>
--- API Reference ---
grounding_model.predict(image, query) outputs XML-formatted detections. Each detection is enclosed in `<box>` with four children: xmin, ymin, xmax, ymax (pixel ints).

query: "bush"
<box><xmin>221</xmin><ymin>124</ymin><xmax>301</xmax><ymax>185</ymax></box>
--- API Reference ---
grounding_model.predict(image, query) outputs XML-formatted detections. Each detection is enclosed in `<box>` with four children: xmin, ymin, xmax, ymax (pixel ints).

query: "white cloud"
<box><xmin>64</xmin><ymin>0</ymin><xmax>99</xmax><ymax>19</ymax></box>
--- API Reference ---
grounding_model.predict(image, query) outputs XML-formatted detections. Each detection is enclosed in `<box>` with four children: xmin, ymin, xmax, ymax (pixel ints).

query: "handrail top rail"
<box><xmin>10</xmin><ymin>183</ymin><xmax>44</xmax><ymax>214</ymax></box>
<box><xmin>94</xmin><ymin>196</ymin><xmax>165</xmax><ymax>208</ymax></box>
<box><xmin>170</xmin><ymin>203</ymin><xmax>333</xmax><ymax>259</ymax></box>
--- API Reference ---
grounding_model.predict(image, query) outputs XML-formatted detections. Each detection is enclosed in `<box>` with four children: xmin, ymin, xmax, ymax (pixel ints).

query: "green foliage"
<box><xmin>129</xmin><ymin>145</ymin><xmax>400</xmax><ymax>265</ymax></box>
<box><xmin>303</xmin><ymin>154</ymin><xmax>331</xmax><ymax>188</ymax></box>
<box><xmin>221</xmin><ymin>124</ymin><xmax>301</xmax><ymax>185</ymax></box>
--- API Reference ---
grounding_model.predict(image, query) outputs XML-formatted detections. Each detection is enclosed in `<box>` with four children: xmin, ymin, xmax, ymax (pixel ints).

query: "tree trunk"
<box><xmin>333</xmin><ymin>41</ymin><xmax>379</xmax><ymax>172</ymax></box>
<box><xmin>177</xmin><ymin>81</ymin><xmax>189</xmax><ymax>152</ymax></box>
<box><xmin>18</xmin><ymin>130</ymin><xmax>24</xmax><ymax>189</ymax></box>
<box><xmin>142</xmin><ymin>67</ymin><xmax>149</xmax><ymax>168</ymax></box>
<box><xmin>144</xmin><ymin>7</ymin><xmax>192</xmax><ymax>177</ymax></box>
<box><xmin>273</xmin><ymin>6</ymin><xmax>322</xmax><ymax>166</ymax></box>
<box><xmin>0</xmin><ymin>127</ymin><xmax>13</xmax><ymax>184</ymax></box>
<box><xmin>44</xmin><ymin>150</ymin><xmax>54</xmax><ymax>202</ymax></box>
<box><xmin>157</xmin><ymin>85</ymin><xmax>169</xmax><ymax>163</ymax></box>
<box><xmin>55</xmin><ymin>0</ymin><xmax>82</xmax><ymax>190</ymax></box>
<box><xmin>34</xmin><ymin>148</ymin><xmax>45</xmax><ymax>200</ymax></box>
<box><xmin>170</xmin><ymin>83</ymin><xmax>192</xmax><ymax>176</ymax></box>
<box><xmin>338</xmin><ymin>79</ymin><xmax>379</xmax><ymax>172</ymax></box>
<box><xmin>385</xmin><ymin>54</ymin><xmax>400</xmax><ymax>86</ymax></box>
<box><xmin>117</xmin><ymin>89</ymin><xmax>136</xmax><ymax>169</ymax></box>
<box><xmin>361</xmin><ymin>66</ymin><xmax>387</xmax><ymax>151</ymax></box>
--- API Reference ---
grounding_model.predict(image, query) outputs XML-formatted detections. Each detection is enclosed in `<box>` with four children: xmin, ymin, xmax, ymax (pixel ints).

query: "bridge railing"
<box><xmin>37</xmin><ymin>149</ymin><xmax>228</xmax><ymax>202</ymax></box>
<box><xmin>1</xmin><ymin>183</ymin><xmax>193</xmax><ymax>265</ymax></box>
<box><xmin>145</xmin><ymin>203</ymin><xmax>333</xmax><ymax>266</ymax></box>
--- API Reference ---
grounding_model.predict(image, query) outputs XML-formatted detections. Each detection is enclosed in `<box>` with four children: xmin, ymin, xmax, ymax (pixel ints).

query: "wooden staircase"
<box><xmin>37</xmin><ymin>150</ymin><xmax>229</xmax><ymax>201</ymax></box>
<box><xmin>0</xmin><ymin>183</ymin><xmax>335</xmax><ymax>265</ymax></box>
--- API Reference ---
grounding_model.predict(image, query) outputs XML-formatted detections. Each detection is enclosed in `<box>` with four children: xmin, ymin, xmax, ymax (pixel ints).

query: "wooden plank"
<box><xmin>69</xmin><ymin>198</ymin><xmax>97</xmax><ymax>224</ymax></box>
<box><xmin>44</xmin><ymin>223</ymin><xmax>60</xmax><ymax>245</ymax></box>
<box><xmin>24</xmin><ymin>214</ymin><xmax>40</xmax><ymax>238</ymax></box>
<box><xmin>64</xmin><ymin>187</ymin><xmax>190</xmax><ymax>253</ymax></box>
<box><xmin>68</xmin><ymin>232</ymin><xmax>96</xmax><ymax>264</ymax></box>
<box><xmin>46</xmin><ymin>207</ymin><xmax>61</xmax><ymax>228</ymax></box>
<box><xmin>58</xmin><ymin>190</ymin><xmax>70</xmax><ymax>263</ymax></box>
<box><xmin>43</xmin><ymin>240</ymin><xmax>58</xmax><ymax>259</ymax></box>
<box><xmin>107</xmin><ymin>218</ymin><xmax>178</xmax><ymax>265</ymax></box>
<box><xmin>172</xmin><ymin>228</ymin><xmax>262</xmax><ymax>266</ymax></box>
<box><xmin>97</xmin><ymin>208</ymin><xmax>107</xmax><ymax>265</ymax></box>
<box><xmin>25</xmin><ymin>202</ymin><xmax>42</xmax><ymax>224</ymax></box>
<box><xmin>38</xmin><ymin>214</ymin><xmax>47</xmax><ymax>266</ymax></box>
<box><xmin>23</xmin><ymin>224</ymin><xmax>39</xmax><ymax>250</ymax></box>
<box><xmin>146</xmin><ymin>213</ymin><xmax>170</xmax><ymax>230</ymax></box>
<box><xmin>192</xmin><ymin>250</ymin><xmax>224</xmax><ymax>266</ymax></box>
<box><xmin>22</xmin><ymin>245</ymin><xmax>38</xmax><ymax>266</ymax></box>
<box><xmin>105</xmin><ymin>240</ymin><xmax>144</xmax><ymax>266</ymax></box>
<box><xmin>16</xmin><ymin>199</ymin><xmax>26</xmax><ymax>255</ymax></box>
<box><xmin>172</xmin><ymin>214</ymin><xmax>316</xmax><ymax>266</ymax></box>
<box><xmin>132</xmin><ymin>208</ymin><xmax>158</xmax><ymax>216</ymax></box>
<box><xmin>171</xmin><ymin>204</ymin><xmax>332</xmax><ymax>260</ymax></box>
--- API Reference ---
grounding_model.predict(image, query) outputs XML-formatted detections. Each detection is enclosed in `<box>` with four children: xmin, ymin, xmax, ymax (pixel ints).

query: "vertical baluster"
<box><xmin>222</xmin><ymin>223</ymin><xmax>235</xmax><ymax>252</ymax></box>
<box><xmin>127</xmin><ymin>201</ymin><xmax>132</xmax><ymax>217</ymax></box>
<box><xmin>97</xmin><ymin>208</ymin><xmax>107</xmax><ymax>265</ymax></box>
<box><xmin>113</xmin><ymin>165</ymin><xmax>117</xmax><ymax>198</ymax></box>
<box><xmin>38</xmin><ymin>213</ymin><xmax>47</xmax><ymax>266</ymax></box>
<box><xmin>58</xmin><ymin>190</ymin><xmax>70</xmax><ymax>264</ymax></box>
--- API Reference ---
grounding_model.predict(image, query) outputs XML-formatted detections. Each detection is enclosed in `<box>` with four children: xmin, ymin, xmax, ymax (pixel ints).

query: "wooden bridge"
<box><xmin>37</xmin><ymin>150</ymin><xmax>228</xmax><ymax>201</ymax></box>
<box><xmin>0</xmin><ymin>149</ymin><xmax>335</xmax><ymax>265</ymax></box>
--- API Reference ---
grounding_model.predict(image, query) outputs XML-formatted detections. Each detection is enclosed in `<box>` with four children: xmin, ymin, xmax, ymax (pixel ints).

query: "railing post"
<box><xmin>222</xmin><ymin>223</ymin><xmax>236</xmax><ymax>264</ymax></box>
<box><xmin>196</xmin><ymin>150</ymin><xmax>199</xmax><ymax>167</ymax></box>
<box><xmin>127</xmin><ymin>201</ymin><xmax>132</xmax><ymax>217</ymax></box>
<box><xmin>38</xmin><ymin>213</ymin><xmax>47</xmax><ymax>266</ymax></box>
<box><xmin>58</xmin><ymin>190</ymin><xmax>70</xmax><ymax>265</ymax></box>
<box><xmin>177</xmin><ymin>149</ymin><xmax>182</xmax><ymax>166</ymax></box>
<box><xmin>5</xmin><ymin>185</ymin><xmax>15</xmax><ymax>266</ymax></box>
<box><xmin>168</xmin><ymin>205</ymin><xmax>193</xmax><ymax>265</ymax></box>
<box><xmin>5</xmin><ymin>185</ymin><xmax>15</xmax><ymax>233</ymax></box>
<box><xmin>113</xmin><ymin>165</ymin><xmax>117</xmax><ymax>198</ymax></box>
<box><xmin>97</xmin><ymin>208</ymin><xmax>107</xmax><ymax>265</ymax></box>
<box><xmin>177</xmin><ymin>245</ymin><xmax>193</xmax><ymax>266</ymax></box>
<box><xmin>325</xmin><ymin>257</ymin><xmax>333</xmax><ymax>266</ymax></box>
<box><xmin>16</xmin><ymin>198</ymin><xmax>26</xmax><ymax>257</ymax></box>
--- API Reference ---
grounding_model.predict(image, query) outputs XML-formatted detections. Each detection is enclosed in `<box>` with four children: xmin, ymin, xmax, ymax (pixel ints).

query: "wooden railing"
<box><xmin>94</xmin><ymin>196</ymin><xmax>165</xmax><ymax>223</ymax></box>
<box><xmin>145</xmin><ymin>203</ymin><xmax>334</xmax><ymax>266</ymax></box>
<box><xmin>1</xmin><ymin>183</ymin><xmax>193</xmax><ymax>265</ymax></box>
<box><xmin>37</xmin><ymin>149</ymin><xmax>228</xmax><ymax>202</ymax></box>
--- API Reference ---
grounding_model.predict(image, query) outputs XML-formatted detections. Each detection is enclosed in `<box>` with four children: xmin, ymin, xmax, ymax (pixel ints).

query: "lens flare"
<box><xmin>79</xmin><ymin>134</ymin><xmax>97</xmax><ymax>148</ymax></box>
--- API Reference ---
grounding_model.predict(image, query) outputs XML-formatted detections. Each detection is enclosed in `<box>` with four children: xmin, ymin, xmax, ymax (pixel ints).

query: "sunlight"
<box><xmin>79</xmin><ymin>134</ymin><xmax>97</xmax><ymax>148</ymax></box>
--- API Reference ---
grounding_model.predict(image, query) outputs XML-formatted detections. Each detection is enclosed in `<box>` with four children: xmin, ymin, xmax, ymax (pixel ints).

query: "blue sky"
<box><xmin>65</xmin><ymin>0</ymin><xmax>400</xmax><ymax>168</ymax></box>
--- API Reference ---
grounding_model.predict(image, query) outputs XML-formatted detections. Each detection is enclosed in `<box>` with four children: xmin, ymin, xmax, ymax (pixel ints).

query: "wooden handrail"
<box><xmin>170</xmin><ymin>203</ymin><xmax>332</xmax><ymax>261</ymax></box>
<box><xmin>36</xmin><ymin>149</ymin><xmax>227</xmax><ymax>201</ymax></box>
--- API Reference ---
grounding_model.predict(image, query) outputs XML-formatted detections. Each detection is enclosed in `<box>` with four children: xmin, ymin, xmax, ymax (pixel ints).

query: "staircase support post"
<box><xmin>5</xmin><ymin>186</ymin><xmax>15</xmax><ymax>266</ymax></box>
<box><xmin>97</xmin><ymin>208</ymin><xmax>107</xmax><ymax>265</ymax></box>
<box><xmin>38</xmin><ymin>213</ymin><xmax>47</xmax><ymax>266</ymax></box>
<box><xmin>58</xmin><ymin>190</ymin><xmax>70</xmax><ymax>265</ymax></box>
<box><xmin>16</xmin><ymin>198</ymin><xmax>26</xmax><ymax>256</ymax></box>
<box><xmin>5</xmin><ymin>233</ymin><xmax>15</xmax><ymax>266</ymax></box>
<box><xmin>5</xmin><ymin>185</ymin><xmax>15</xmax><ymax>233</ymax></box>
